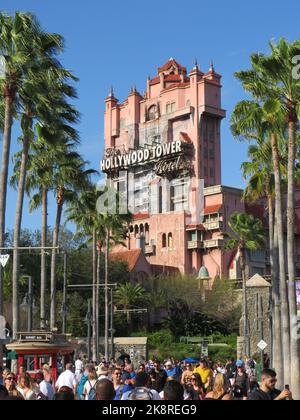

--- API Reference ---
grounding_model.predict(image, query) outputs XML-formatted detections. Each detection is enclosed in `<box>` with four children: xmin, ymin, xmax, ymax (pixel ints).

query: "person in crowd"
<box><xmin>148</xmin><ymin>369</ymin><xmax>161</xmax><ymax>392</ymax></box>
<box><xmin>3</xmin><ymin>371</ymin><xmax>21</xmax><ymax>398</ymax></box>
<box><xmin>96</xmin><ymin>364</ymin><xmax>109</xmax><ymax>380</ymax></box>
<box><xmin>205</xmin><ymin>373</ymin><xmax>233</xmax><ymax>400</ymax></box>
<box><xmin>181</xmin><ymin>362</ymin><xmax>194</xmax><ymax>386</ymax></box>
<box><xmin>39</xmin><ymin>367</ymin><xmax>54</xmax><ymax>400</ymax></box>
<box><xmin>16</xmin><ymin>364</ymin><xmax>26</xmax><ymax>383</ymax></box>
<box><xmin>95</xmin><ymin>379</ymin><xmax>116</xmax><ymax>400</ymax></box>
<box><xmin>112</xmin><ymin>367</ymin><xmax>133</xmax><ymax>400</ymax></box>
<box><xmin>137</xmin><ymin>363</ymin><xmax>146</xmax><ymax>373</ymax></box>
<box><xmin>164</xmin><ymin>360</ymin><xmax>181</xmax><ymax>381</ymax></box>
<box><xmin>193</xmin><ymin>359</ymin><xmax>213</xmax><ymax>392</ymax></box>
<box><xmin>32</xmin><ymin>372</ymin><xmax>48</xmax><ymax>400</ymax></box>
<box><xmin>232</xmin><ymin>362</ymin><xmax>249</xmax><ymax>400</ymax></box>
<box><xmin>225</xmin><ymin>359</ymin><xmax>237</xmax><ymax>386</ymax></box>
<box><xmin>248</xmin><ymin>369</ymin><xmax>293</xmax><ymax>401</ymax></box>
<box><xmin>17</xmin><ymin>372</ymin><xmax>36</xmax><ymax>400</ymax></box>
<box><xmin>0</xmin><ymin>384</ymin><xmax>9</xmax><ymax>400</ymax></box>
<box><xmin>122</xmin><ymin>371</ymin><xmax>161</xmax><ymax>400</ymax></box>
<box><xmin>164</xmin><ymin>380</ymin><xmax>184</xmax><ymax>401</ymax></box>
<box><xmin>53</xmin><ymin>386</ymin><xmax>75</xmax><ymax>400</ymax></box>
<box><xmin>187</xmin><ymin>373</ymin><xmax>205</xmax><ymax>400</ymax></box>
<box><xmin>75</xmin><ymin>356</ymin><xmax>84</xmax><ymax>383</ymax></box>
<box><xmin>77</xmin><ymin>365</ymin><xmax>92</xmax><ymax>400</ymax></box>
<box><xmin>153</xmin><ymin>360</ymin><xmax>167</xmax><ymax>392</ymax></box>
<box><xmin>7</xmin><ymin>350</ymin><xmax>18</xmax><ymax>375</ymax></box>
<box><xmin>55</xmin><ymin>363</ymin><xmax>77</xmax><ymax>396</ymax></box>
<box><xmin>83</xmin><ymin>366</ymin><xmax>98</xmax><ymax>400</ymax></box>
<box><xmin>0</xmin><ymin>366</ymin><xmax>3</xmax><ymax>386</ymax></box>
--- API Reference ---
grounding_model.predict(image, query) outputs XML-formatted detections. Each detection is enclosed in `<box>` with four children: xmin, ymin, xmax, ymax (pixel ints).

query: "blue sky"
<box><xmin>1</xmin><ymin>0</ymin><xmax>300</xmax><ymax>231</ymax></box>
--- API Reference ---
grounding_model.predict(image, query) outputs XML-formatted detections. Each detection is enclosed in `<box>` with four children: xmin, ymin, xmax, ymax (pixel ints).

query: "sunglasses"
<box><xmin>114</xmin><ymin>372</ymin><xmax>121</xmax><ymax>376</ymax></box>
<box><xmin>6</xmin><ymin>377</ymin><xmax>13</xmax><ymax>381</ymax></box>
<box><xmin>191</xmin><ymin>377</ymin><xmax>196</xmax><ymax>380</ymax></box>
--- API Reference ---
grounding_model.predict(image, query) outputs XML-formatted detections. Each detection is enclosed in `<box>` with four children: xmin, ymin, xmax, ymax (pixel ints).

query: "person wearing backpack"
<box><xmin>83</xmin><ymin>367</ymin><xmax>98</xmax><ymax>400</ymax></box>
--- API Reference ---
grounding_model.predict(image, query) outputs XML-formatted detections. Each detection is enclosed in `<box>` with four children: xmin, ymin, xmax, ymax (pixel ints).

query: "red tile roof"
<box><xmin>203</xmin><ymin>204</ymin><xmax>223</xmax><ymax>215</ymax></box>
<box><xmin>109</xmin><ymin>249</ymin><xmax>143</xmax><ymax>272</ymax></box>
<box><xmin>186</xmin><ymin>223</ymin><xmax>205</xmax><ymax>230</ymax></box>
<box><xmin>133</xmin><ymin>212</ymin><xmax>150</xmax><ymax>221</ymax></box>
<box><xmin>158</xmin><ymin>59</ymin><xmax>187</xmax><ymax>73</ymax></box>
<box><xmin>149</xmin><ymin>76</ymin><xmax>160</xmax><ymax>86</ymax></box>
<box><xmin>165</xmin><ymin>74</ymin><xmax>182</xmax><ymax>82</ymax></box>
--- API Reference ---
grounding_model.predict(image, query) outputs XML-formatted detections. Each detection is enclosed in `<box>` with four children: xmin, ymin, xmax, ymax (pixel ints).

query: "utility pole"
<box><xmin>62</xmin><ymin>253</ymin><xmax>68</xmax><ymax>334</ymax></box>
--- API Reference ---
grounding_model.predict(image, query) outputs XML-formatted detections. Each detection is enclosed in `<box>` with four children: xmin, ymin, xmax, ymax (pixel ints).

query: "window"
<box><xmin>210</xmin><ymin>167</ymin><xmax>215</xmax><ymax>178</ymax></box>
<box><xmin>120</xmin><ymin>118</ymin><xmax>126</xmax><ymax>129</ymax></box>
<box><xmin>148</xmin><ymin>105</ymin><xmax>157</xmax><ymax>121</ymax></box>
<box><xmin>204</xmin><ymin>167</ymin><xmax>208</xmax><ymax>177</ymax></box>
<box><xmin>204</xmin><ymin>148</ymin><xmax>208</xmax><ymax>159</ymax></box>
<box><xmin>209</xmin><ymin>149</ymin><xmax>215</xmax><ymax>159</ymax></box>
<box><xmin>171</xmin><ymin>102</ymin><xmax>176</xmax><ymax>113</ymax></box>
<box><xmin>168</xmin><ymin>233</ymin><xmax>173</xmax><ymax>248</ymax></box>
<box><xmin>166</xmin><ymin>103</ymin><xmax>171</xmax><ymax>114</ymax></box>
<box><xmin>162</xmin><ymin>234</ymin><xmax>167</xmax><ymax>248</ymax></box>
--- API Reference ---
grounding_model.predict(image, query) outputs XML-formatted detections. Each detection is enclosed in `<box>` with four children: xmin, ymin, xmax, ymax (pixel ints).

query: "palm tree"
<box><xmin>49</xmin><ymin>150</ymin><xmax>95</xmax><ymax>331</ymax></box>
<box><xmin>250</xmin><ymin>39</ymin><xmax>300</xmax><ymax>398</ymax></box>
<box><xmin>115</xmin><ymin>282</ymin><xmax>147</xmax><ymax>331</ymax></box>
<box><xmin>231</xmin><ymin>97</ymin><xmax>291</xmax><ymax>386</ymax></box>
<box><xmin>224</xmin><ymin>212</ymin><xmax>265</xmax><ymax>356</ymax></box>
<box><xmin>9</xmin><ymin>54</ymin><xmax>78</xmax><ymax>338</ymax></box>
<box><xmin>241</xmin><ymin>140</ymin><xmax>284</xmax><ymax>381</ymax></box>
<box><xmin>0</xmin><ymin>12</ymin><xmax>45</xmax><ymax>318</ymax></box>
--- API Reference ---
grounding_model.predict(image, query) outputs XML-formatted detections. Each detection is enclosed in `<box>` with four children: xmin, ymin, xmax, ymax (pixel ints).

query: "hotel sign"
<box><xmin>100</xmin><ymin>140</ymin><xmax>183</xmax><ymax>172</ymax></box>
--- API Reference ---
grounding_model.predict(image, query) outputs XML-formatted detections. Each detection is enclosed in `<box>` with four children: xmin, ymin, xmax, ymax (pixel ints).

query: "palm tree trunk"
<box><xmin>12</xmin><ymin>134</ymin><xmax>30</xmax><ymax>338</ymax></box>
<box><xmin>92</xmin><ymin>228</ymin><xmax>97</xmax><ymax>362</ymax></box>
<box><xmin>287</xmin><ymin>120</ymin><xmax>300</xmax><ymax>398</ymax></box>
<box><xmin>50</xmin><ymin>195</ymin><xmax>63</xmax><ymax>331</ymax></box>
<box><xmin>0</xmin><ymin>94</ymin><xmax>14</xmax><ymax>317</ymax></box>
<box><xmin>240</xmin><ymin>247</ymin><xmax>249</xmax><ymax>356</ymax></box>
<box><xmin>105</xmin><ymin>228</ymin><xmax>109</xmax><ymax>361</ymax></box>
<box><xmin>40</xmin><ymin>187</ymin><xmax>48</xmax><ymax>329</ymax></box>
<box><xmin>96</xmin><ymin>243</ymin><xmax>101</xmax><ymax>362</ymax></box>
<box><xmin>272</xmin><ymin>219</ymin><xmax>283</xmax><ymax>388</ymax></box>
<box><xmin>271</xmin><ymin>132</ymin><xmax>290</xmax><ymax>385</ymax></box>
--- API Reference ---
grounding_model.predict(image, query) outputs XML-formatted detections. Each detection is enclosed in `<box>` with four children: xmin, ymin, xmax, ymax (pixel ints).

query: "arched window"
<box><xmin>148</xmin><ymin>105</ymin><xmax>157</xmax><ymax>121</ymax></box>
<box><xmin>129</xmin><ymin>226</ymin><xmax>134</xmax><ymax>234</ymax></box>
<box><xmin>140</xmin><ymin>224</ymin><xmax>144</xmax><ymax>235</ymax></box>
<box><xmin>145</xmin><ymin>224</ymin><xmax>150</xmax><ymax>245</ymax></box>
<box><xmin>162</xmin><ymin>233</ymin><xmax>167</xmax><ymax>248</ymax></box>
<box><xmin>168</xmin><ymin>233</ymin><xmax>173</xmax><ymax>248</ymax></box>
<box><xmin>134</xmin><ymin>225</ymin><xmax>139</xmax><ymax>238</ymax></box>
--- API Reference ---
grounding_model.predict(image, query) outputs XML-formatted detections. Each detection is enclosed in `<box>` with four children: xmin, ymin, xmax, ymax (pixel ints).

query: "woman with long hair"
<box><xmin>17</xmin><ymin>373</ymin><xmax>36</xmax><ymax>400</ymax></box>
<box><xmin>187</xmin><ymin>373</ymin><xmax>205</xmax><ymax>400</ymax></box>
<box><xmin>205</xmin><ymin>373</ymin><xmax>232</xmax><ymax>400</ymax></box>
<box><xmin>3</xmin><ymin>371</ymin><xmax>23</xmax><ymax>399</ymax></box>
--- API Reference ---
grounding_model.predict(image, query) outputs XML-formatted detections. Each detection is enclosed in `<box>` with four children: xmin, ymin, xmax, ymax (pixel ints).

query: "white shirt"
<box><xmin>75</xmin><ymin>359</ymin><xmax>83</xmax><ymax>373</ymax></box>
<box><xmin>121</xmin><ymin>388</ymin><xmax>161</xmax><ymax>400</ymax></box>
<box><xmin>55</xmin><ymin>370</ymin><xmax>77</xmax><ymax>391</ymax></box>
<box><xmin>17</xmin><ymin>387</ymin><xmax>36</xmax><ymax>400</ymax></box>
<box><xmin>39</xmin><ymin>380</ymin><xmax>54</xmax><ymax>400</ymax></box>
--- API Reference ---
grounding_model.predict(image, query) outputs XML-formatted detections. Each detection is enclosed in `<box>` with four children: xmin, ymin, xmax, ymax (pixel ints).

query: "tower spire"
<box><xmin>109</xmin><ymin>86</ymin><xmax>114</xmax><ymax>97</ymax></box>
<box><xmin>210</xmin><ymin>60</ymin><xmax>215</xmax><ymax>72</ymax></box>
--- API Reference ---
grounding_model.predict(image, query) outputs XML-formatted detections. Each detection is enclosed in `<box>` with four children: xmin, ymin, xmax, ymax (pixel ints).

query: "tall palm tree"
<box><xmin>231</xmin><ymin>97</ymin><xmax>291</xmax><ymax>386</ymax></box>
<box><xmin>10</xmin><ymin>66</ymin><xmax>78</xmax><ymax>338</ymax></box>
<box><xmin>250</xmin><ymin>39</ymin><xmax>300</xmax><ymax>398</ymax></box>
<box><xmin>224</xmin><ymin>212</ymin><xmax>265</xmax><ymax>356</ymax></box>
<box><xmin>241</xmin><ymin>140</ymin><xmax>284</xmax><ymax>381</ymax></box>
<box><xmin>0</xmin><ymin>12</ymin><xmax>45</xmax><ymax>318</ymax></box>
<box><xmin>49</xmin><ymin>150</ymin><xmax>95</xmax><ymax>331</ymax></box>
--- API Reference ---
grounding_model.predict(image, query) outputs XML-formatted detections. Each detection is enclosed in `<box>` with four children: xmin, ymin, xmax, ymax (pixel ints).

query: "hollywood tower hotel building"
<box><xmin>101</xmin><ymin>58</ymin><xmax>269</xmax><ymax>281</ymax></box>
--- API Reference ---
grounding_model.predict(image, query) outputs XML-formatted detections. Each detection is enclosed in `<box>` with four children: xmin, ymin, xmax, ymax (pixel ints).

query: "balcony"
<box><xmin>204</xmin><ymin>221</ymin><xmax>223</xmax><ymax>231</ymax></box>
<box><xmin>145</xmin><ymin>245</ymin><xmax>156</xmax><ymax>255</ymax></box>
<box><xmin>188</xmin><ymin>240</ymin><xmax>204</xmax><ymax>250</ymax></box>
<box><xmin>204</xmin><ymin>239</ymin><xmax>224</xmax><ymax>249</ymax></box>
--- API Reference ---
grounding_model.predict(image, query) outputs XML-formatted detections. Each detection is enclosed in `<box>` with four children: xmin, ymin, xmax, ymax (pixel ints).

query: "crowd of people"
<box><xmin>0</xmin><ymin>355</ymin><xmax>294</xmax><ymax>401</ymax></box>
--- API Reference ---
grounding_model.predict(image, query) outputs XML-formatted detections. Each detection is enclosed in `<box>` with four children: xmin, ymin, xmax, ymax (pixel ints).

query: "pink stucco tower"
<box><xmin>101</xmin><ymin>59</ymin><xmax>271</xmax><ymax>280</ymax></box>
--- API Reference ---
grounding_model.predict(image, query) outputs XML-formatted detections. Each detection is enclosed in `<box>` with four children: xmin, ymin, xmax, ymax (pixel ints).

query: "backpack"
<box><xmin>77</xmin><ymin>374</ymin><xmax>88</xmax><ymax>398</ymax></box>
<box><xmin>87</xmin><ymin>380</ymin><xmax>98</xmax><ymax>401</ymax></box>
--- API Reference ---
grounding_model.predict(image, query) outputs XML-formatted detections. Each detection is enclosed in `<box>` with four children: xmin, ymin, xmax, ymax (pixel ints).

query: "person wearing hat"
<box><xmin>96</xmin><ymin>364</ymin><xmax>108</xmax><ymax>380</ymax></box>
<box><xmin>121</xmin><ymin>371</ymin><xmax>161</xmax><ymax>400</ymax></box>
<box><xmin>193</xmin><ymin>359</ymin><xmax>213</xmax><ymax>392</ymax></box>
